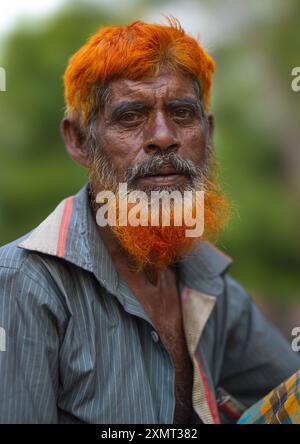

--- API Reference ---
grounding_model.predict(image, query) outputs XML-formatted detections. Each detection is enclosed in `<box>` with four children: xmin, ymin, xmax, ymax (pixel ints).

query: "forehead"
<box><xmin>106</xmin><ymin>69</ymin><xmax>198</xmax><ymax>106</ymax></box>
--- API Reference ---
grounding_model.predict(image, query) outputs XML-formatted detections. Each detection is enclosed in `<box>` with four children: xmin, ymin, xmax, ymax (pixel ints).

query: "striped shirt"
<box><xmin>0</xmin><ymin>182</ymin><xmax>299</xmax><ymax>424</ymax></box>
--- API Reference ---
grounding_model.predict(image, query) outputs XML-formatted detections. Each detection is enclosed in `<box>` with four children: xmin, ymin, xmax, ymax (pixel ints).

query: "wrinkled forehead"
<box><xmin>105</xmin><ymin>68</ymin><xmax>200</xmax><ymax>108</ymax></box>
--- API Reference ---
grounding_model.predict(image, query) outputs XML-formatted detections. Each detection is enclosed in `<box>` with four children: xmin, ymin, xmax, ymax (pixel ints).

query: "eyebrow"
<box><xmin>109</xmin><ymin>97</ymin><xmax>201</xmax><ymax>121</ymax></box>
<box><xmin>109</xmin><ymin>101</ymin><xmax>151</xmax><ymax>121</ymax></box>
<box><xmin>165</xmin><ymin>98</ymin><xmax>201</xmax><ymax>113</ymax></box>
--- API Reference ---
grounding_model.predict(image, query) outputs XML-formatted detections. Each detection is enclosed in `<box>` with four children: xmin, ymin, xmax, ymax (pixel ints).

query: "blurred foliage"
<box><xmin>0</xmin><ymin>2</ymin><xmax>126</xmax><ymax>244</ymax></box>
<box><xmin>0</xmin><ymin>0</ymin><xmax>299</xmax><ymax>301</ymax></box>
<box><xmin>213</xmin><ymin>0</ymin><xmax>300</xmax><ymax>301</ymax></box>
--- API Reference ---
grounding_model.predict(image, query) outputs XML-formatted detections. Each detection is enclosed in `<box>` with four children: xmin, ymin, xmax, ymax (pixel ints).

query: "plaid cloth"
<box><xmin>238</xmin><ymin>370</ymin><xmax>300</xmax><ymax>424</ymax></box>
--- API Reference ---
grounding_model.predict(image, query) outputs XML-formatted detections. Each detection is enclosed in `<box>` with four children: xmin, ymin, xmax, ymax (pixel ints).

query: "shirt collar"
<box><xmin>18</xmin><ymin>182</ymin><xmax>233</xmax><ymax>298</ymax></box>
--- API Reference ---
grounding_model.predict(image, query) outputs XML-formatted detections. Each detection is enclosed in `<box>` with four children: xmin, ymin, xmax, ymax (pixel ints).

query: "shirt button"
<box><xmin>151</xmin><ymin>330</ymin><xmax>160</xmax><ymax>343</ymax></box>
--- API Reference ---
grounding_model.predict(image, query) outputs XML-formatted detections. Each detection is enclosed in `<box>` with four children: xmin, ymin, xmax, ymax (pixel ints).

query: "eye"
<box><xmin>173</xmin><ymin>108</ymin><xmax>194</xmax><ymax>120</ymax></box>
<box><xmin>119</xmin><ymin>112</ymin><xmax>142</xmax><ymax>123</ymax></box>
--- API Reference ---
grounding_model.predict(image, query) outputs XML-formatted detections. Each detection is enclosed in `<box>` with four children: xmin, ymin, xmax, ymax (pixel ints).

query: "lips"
<box><xmin>139</xmin><ymin>165</ymin><xmax>182</xmax><ymax>178</ymax></box>
<box><xmin>137</xmin><ymin>165</ymin><xmax>187</xmax><ymax>186</ymax></box>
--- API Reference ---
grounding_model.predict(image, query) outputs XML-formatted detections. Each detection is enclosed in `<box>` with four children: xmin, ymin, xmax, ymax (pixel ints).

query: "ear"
<box><xmin>60</xmin><ymin>118</ymin><xmax>90</xmax><ymax>168</ymax></box>
<box><xmin>206</xmin><ymin>113</ymin><xmax>214</xmax><ymax>145</ymax></box>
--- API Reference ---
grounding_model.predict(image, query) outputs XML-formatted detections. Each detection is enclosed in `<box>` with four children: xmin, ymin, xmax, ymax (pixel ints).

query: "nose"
<box><xmin>144</xmin><ymin>111</ymin><xmax>180</xmax><ymax>154</ymax></box>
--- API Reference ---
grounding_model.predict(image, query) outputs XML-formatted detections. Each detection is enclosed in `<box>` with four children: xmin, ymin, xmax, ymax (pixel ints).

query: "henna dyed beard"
<box><xmin>87</xmin><ymin>140</ymin><xmax>228</xmax><ymax>272</ymax></box>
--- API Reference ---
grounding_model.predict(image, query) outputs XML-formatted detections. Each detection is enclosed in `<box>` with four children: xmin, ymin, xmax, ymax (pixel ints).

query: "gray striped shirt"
<box><xmin>0</xmin><ymin>183</ymin><xmax>299</xmax><ymax>424</ymax></box>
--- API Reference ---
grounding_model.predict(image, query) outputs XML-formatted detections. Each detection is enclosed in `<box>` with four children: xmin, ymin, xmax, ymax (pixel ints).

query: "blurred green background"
<box><xmin>0</xmin><ymin>0</ymin><xmax>299</xmax><ymax>310</ymax></box>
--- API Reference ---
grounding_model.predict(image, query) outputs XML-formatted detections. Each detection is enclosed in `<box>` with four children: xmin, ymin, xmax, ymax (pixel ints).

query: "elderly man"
<box><xmin>0</xmin><ymin>18</ymin><xmax>299</xmax><ymax>424</ymax></box>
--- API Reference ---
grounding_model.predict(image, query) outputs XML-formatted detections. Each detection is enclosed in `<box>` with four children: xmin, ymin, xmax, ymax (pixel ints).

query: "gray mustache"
<box><xmin>125</xmin><ymin>152</ymin><xmax>198</xmax><ymax>184</ymax></box>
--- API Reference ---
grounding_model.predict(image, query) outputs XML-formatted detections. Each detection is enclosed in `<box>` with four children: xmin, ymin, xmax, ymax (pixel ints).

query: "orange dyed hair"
<box><xmin>63</xmin><ymin>16</ymin><xmax>216</xmax><ymax>129</ymax></box>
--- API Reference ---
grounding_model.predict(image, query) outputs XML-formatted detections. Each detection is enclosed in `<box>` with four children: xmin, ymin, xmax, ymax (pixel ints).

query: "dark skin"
<box><xmin>61</xmin><ymin>68</ymin><xmax>214</xmax><ymax>423</ymax></box>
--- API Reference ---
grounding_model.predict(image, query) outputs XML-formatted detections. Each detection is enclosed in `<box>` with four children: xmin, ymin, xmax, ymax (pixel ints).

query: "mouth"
<box><xmin>137</xmin><ymin>165</ymin><xmax>188</xmax><ymax>186</ymax></box>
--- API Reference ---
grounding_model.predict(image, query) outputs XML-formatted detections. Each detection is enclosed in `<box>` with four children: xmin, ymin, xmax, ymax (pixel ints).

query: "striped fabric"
<box><xmin>238</xmin><ymin>370</ymin><xmax>300</xmax><ymax>424</ymax></box>
<box><xmin>0</xmin><ymin>183</ymin><xmax>229</xmax><ymax>424</ymax></box>
<box><xmin>0</xmin><ymin>182</ymin><xmax>299</xmax><ymax>424</ymax></box>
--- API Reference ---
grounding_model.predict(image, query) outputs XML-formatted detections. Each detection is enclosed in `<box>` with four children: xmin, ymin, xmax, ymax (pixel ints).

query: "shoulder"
<box><xmin>183</xmin><ymin>241</ymin><xmax>250</xmax><ymax>304</ymax></box>
<box><xmin>194</xmin><ymin>241</ymin><xmax>253</xmax><ymax>322</ymax></box>
<box><xmin>0</xmin><ymin>233</ymin><xmax>30</xmax><ymax>270</ymax></box>
<box><xmin>0</xmin><ymin>234</ymin><xmax>70</xmax><ymax>321</ymax></box>
<box><xmin>198</xmin><ymin>241</ymin><xmax>251</xmax><ymax>304</ymax></box>
<box><xmin>0</xmin><ymin>232</ymin><xmax>54</xmax><ymax>286</ymax></box>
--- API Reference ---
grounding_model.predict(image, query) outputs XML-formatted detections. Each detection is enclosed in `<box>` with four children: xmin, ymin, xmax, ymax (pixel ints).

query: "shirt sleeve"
<box><xmin>217</xmin><ymin>275</ymin><xmax>300</xmax><ymax>415</ymax></box>
<box><xmin>0</xmin><ymin>265</ymin><xmax>62</xmax><ymax>423</ymax></box>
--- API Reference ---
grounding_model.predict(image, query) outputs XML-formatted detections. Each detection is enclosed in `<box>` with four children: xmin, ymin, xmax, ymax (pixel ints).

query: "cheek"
<box><xmin>180</xmin><ymin>127</ymin><xmax>207</xmax><ymax>165</ymax></box>
<box><xmin>101</xmin><ymin>131</ymin><xmax>142</xmax><ymax>176</ymax></box>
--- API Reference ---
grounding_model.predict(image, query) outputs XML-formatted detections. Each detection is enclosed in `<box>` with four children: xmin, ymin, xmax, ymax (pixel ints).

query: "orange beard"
<box><xmin>91</xmin><ymin>183</ymin><xmax>228</xmax><ymax>272</ymax></box>
<box><xmin>112</xmin><ymin>199</ymin><xmax>195</xmax><ymax>272</ymax></box>
<box><xmin>89</xmin><ymin>154</ymin><xmax>229</xmax><ymax>272</ymax></box>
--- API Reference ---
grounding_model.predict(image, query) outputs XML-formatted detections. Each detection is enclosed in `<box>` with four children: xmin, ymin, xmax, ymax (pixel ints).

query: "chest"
<box><xmin>58</xmin><ymin>270</ymin><xmax>201</xmax><ymax>423</ymax></box>
<box><xmin>122</xmin><ymin>269</ymin><xmax>188</xmax><ymax>357</ymax></box>
<box><xmin>126</xmin><ymin>277</ymin><xmax>194</xmax><ymax>424</ymax></box>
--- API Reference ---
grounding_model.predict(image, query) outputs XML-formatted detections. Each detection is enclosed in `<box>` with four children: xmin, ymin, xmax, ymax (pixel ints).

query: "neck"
<box><xmin>97</xmin><ymin>225</ymin><xmax>175</xmax><ymax>286</ymax></box>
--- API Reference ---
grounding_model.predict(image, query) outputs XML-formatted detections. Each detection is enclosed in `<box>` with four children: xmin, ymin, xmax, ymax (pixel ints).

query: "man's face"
<box><xmin>62</xmin><ymin>66</ymin><xmax>226</xmax><ymax>270</ymax></box>
<box><xmin>91</xmin><ymin>67</ymin><xmax>209</xmax><ymax>191</ymax></box>
<box><xmin>80</xmin><ymin>67</ymin><xmax>226</xmax><ymax>271</ymax></box>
